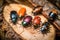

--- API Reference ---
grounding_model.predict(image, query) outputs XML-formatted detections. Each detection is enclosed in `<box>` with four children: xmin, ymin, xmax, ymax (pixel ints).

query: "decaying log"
<box><xmin>3</xmin><ymin>4</ymin><xmax>55</xmax><ymax>40</ymax></box>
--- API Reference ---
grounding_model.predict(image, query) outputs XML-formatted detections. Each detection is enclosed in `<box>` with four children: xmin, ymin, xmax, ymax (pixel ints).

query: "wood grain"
<box><xmin>3</xmin><ymin>4</ymin><xmax>55</xmax><ymax>40</ymax></box>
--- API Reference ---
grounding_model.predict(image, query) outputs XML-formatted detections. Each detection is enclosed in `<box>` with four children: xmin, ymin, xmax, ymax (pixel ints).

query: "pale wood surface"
<box><xmin>3</xmin><ymin>4</ymin><xmax>55</xmax><ymax>40</ymax></box>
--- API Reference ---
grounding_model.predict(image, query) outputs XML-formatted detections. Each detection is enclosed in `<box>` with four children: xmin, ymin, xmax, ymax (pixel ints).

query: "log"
<box><xmin>3</xmin><ymin>4</ymin><xmax>55</xmax><ymax>40</ymax></box>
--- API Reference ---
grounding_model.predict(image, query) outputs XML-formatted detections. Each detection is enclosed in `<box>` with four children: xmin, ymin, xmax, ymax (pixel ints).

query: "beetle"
<box><xmin>18</xmin><ymin>7</ymin><xmax>26</xmax><ymax>19</ymax></box>
<box><xmin>32</xmin><ymin>6</ymin><xmax>43</xmax><ymax>15</ymax></box>
<box><xmin>49</xmin><ymin>9</ymin><xmax>58</xmax><ymax>21</ymax></box>
<box><xmin>22</xmin><ymin>16</ymin><xmax>32</xmax><ymax>27</ymax></box>
<box><xmin>10</xmin><ymin>11</ymin><xmax>18</xmax><ymax>24</ymax></box>
<box><xmin>40</xmin><ymin>22</ymin><xmax>50</xmax><ymax>34</ymax></box>
<box><xmin>33</xmin><ymin>16</ymin><xmax>41</xmax><ymax>29</ymax></box>
<box><xmin>49</xmin><ymin>12</ymin><xmax>57</xmax><ymax>21</ymax></box>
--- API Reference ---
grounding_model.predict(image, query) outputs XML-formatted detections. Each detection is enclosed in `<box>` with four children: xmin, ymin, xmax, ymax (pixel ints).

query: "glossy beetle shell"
<box><xmin>22</xmin><ymin>16</ymin><xmax>32</xmax><ymax>26</ymax></box>
<box><xmin>22</xmin><ymin>21</ymin><xmax>28</xmax><ymax>27</ymax></box>
<box><xmin>33</xmin><ymin>16</ymin><xmax>41</xmax><ymax>25</ymax></box>
<box><xmin>49</xmin><ymin>12</ymin><xmax>57</xmax><ymax>20</ymax></box>
<box><xmin>10</xmin><ymin>11</ymin><xmax>18</xmax><ymax>24</ymax></box>
<box><xmin>18</xmin><ymin>7</ymin><xmax>26</xmax><ymax>18</ymax></box>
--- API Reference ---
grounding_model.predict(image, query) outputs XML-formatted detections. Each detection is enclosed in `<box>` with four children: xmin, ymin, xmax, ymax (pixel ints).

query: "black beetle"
<box><xmin>49</xmin><ymin>12</ymin><xmax>57</xmax><ymax>21</ymax></box>
<box><xmin>40</xmin><ymin>22</ymin><xmax>50</xmax><ymax>34</ymax></box>
<box><xmin>10</xmin><ymin>11</ymin><xmax>18</xmax><ymax>24</ymax></box>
